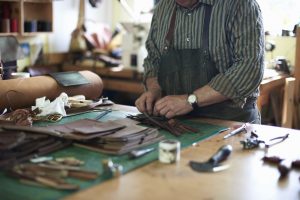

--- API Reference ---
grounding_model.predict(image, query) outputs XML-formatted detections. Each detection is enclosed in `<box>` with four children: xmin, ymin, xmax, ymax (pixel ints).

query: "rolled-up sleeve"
<box><xmin>208</xmin><ymin>0</ymin><xmax>265</xmax><ymax>107</ymax></box>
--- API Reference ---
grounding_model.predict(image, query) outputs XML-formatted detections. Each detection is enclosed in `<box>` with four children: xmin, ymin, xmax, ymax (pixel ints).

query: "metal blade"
<box><xmin>189</xmin><ymin>161</ymin><xmax>229</xmax><ymax>173</ymax></box>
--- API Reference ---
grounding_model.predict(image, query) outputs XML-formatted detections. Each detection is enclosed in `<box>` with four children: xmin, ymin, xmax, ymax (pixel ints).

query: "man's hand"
<box><xmin>154</xmin><ymin>95</ymin><xmax>193</xmax><ymax>119</ymax></box>
<box><xmin>136</xmin><ymin>77</ymin><xmax>162</xmax><ymax>115</ymax></box>
<box><xmin>135</xmin><ymin>89</ymin><xmax>161</xmax><ymax>115</ymax></box>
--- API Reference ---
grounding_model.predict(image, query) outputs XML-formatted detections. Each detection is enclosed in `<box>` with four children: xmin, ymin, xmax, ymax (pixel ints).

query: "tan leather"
<box><xmin>0</xmin><ymin>70</ymin><xmax>103</xmax><ymax>110</ymax></box>
<box><xmin>1</xmin><ymin>119</ymin><xmax>126</xmax><ymax>140</ymax></box>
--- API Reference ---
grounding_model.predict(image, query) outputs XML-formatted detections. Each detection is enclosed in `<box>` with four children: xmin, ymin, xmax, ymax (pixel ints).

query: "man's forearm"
<box><xmin>194</xmin><ymin>85</ymin><xmax>229</xmax><ymax>107</ymax></box>
<box><xmin>145</xmin><ymin>78</ymin><xmax>228</xmax><ymax>107</ymax></box>
<box><xmin>145</xmin><ymin>77</ymin><xmax>161</xmax><ymax>92</ymax></box>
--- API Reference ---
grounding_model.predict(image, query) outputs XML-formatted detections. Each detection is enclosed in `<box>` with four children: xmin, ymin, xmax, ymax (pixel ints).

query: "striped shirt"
<box><xmin>143</xmin><ymin>0</ymin><xmax>265</xmax><ymax>107</ymax></box>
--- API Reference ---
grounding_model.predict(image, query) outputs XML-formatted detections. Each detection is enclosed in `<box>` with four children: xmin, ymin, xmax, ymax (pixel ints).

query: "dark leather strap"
<box><xmin>202</xmin><ymin>5</ymin><xmax>212</xmax><ymax>51</ymax></box>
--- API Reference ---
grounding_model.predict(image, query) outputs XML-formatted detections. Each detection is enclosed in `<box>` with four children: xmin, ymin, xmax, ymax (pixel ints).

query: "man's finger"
<box><xmin>145</xmin><ymin>96</ymin><xmax>154</xmax><ymax>115</ymax></box>
<box><xmin>135</xmin><ymin>97</ymin><xmax>146</xmax><ymax>113</ymax></box>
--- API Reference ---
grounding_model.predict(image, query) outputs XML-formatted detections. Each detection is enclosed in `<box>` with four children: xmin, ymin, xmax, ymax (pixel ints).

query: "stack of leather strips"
<box><xmin>75</xmin><ymin>118</ymin><xmax>164</xmax><ymax>155</ymax></box>
<box><xmin>127</xmin><ymin>113</ymin><xmax>198</xmax><ymax>136</ymax></box>
<box><xmin>8</xmin><ymin>157</ymin><xmax>98</xmax><ymax>190</ymax></box>
<box><xmin>0</xmin><ymin>130</ymin><xmax>71</xmax><ymax>169</ymax></box>
<box><xmin>0</xmin><ymin>119</ymin><xmax>126</xmax><ymax>140</ymax></box>
<box><xmin>1</xmin><ymin>118</ymin><xmax>164</xmax><ymax>155</ymax></box>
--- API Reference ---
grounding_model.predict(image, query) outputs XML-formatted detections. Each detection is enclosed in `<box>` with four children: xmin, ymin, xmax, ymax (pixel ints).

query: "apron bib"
<box><xmin>157</xmin><ymin>3</ymin><xmax>260</xmax><ymax>123</ymax></box>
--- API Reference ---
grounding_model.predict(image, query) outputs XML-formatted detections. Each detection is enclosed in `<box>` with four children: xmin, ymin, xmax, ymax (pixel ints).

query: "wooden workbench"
<box><xmin>64</xmin><ymin>106</ymin><xmax>300</xmax><ymax>200</ymax></box>
<box><xmin>258</xmin><ymin>72</ymin><xmax>289</xmax><ymax>111</ymax></box>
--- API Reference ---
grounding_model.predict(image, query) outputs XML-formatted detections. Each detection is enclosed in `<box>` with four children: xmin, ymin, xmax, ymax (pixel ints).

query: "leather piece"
<box><xmin>75</xmin><ymin>133</ymin><xmax>163</xmax><ymax>155</ymax></box>
<box><xmin>0</xmin><ymin>129</ymin><xmax>71</xmax><ymax>169</ymax></box>
<box><xmin>66</xmin><ymin>99</ymin><xmax>113</xmax><ymax>115</ymax></box>
<box><xmin>75</xmin><ymin>118</ymin><xmax>164</xmax><ymax>155</ymax></box>
<box><xmin>0</xmin><ymin>131</ymin><xmax>26</xmax><ymax>150</ymax></box>
<box><xmin>0</xmin><ymin>119</ymin><xmax>126</xmax><ymax>140</ymax></box>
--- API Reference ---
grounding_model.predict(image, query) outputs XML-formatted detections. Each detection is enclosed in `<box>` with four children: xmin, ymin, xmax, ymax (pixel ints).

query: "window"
<box><xmin>256</xmin><ymin>0</ymin><xmax>300</xmax><ymax>35</ymax></box>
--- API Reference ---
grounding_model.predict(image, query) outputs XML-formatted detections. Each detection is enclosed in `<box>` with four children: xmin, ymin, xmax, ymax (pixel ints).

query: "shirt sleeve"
<box><xmin>208</xmin><ymin>0</ymin><xmax>265</xmax><ymax>107</ymax></box>
<box><xmin>143</xmin><ymin>9</ymin><xmax>161</xmax><ymax>83</ymax></box>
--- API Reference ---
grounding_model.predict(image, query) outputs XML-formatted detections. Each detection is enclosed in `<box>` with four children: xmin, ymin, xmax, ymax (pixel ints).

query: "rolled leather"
<box><xmin>0</xmin><ymin>70</ymin><xmax>103</xmax><ymax>110</ymax></box>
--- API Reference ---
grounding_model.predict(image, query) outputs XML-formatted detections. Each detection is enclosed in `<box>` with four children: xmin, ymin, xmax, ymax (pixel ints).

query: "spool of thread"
<box><xmin>10</xmin><ymin>19</ymin><xmax>18</xmax><ymax>32</ymax></box>
<box><xmin>1</xmin><ymin>19</ymin><xmax>10</xmax><ymax>33</ymax></box>
<box><xmin>2</xmin><ymin>3</ymin><xmax>11</xmax><ymax>18</ymax></box>
<box><xmin>159</xmin><ymin>139</ymin><xmax>181</xmax><ymax>164</ymax></box>
<box><xmin>24</xmin><ymin>20</ymin><xmax>37</xmax><ymax>32</ymax></box>
<box><xmin>37</xmin><ymin>20</ymin><xmax>52</xmax><ymax>32</ymax></box>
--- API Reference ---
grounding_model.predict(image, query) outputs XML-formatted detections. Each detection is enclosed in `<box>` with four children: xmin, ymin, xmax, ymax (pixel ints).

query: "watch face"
<box><xmin>188</xmin><ymin>94</ymin><xmax>197</xmax><ymax>104</ymax></box>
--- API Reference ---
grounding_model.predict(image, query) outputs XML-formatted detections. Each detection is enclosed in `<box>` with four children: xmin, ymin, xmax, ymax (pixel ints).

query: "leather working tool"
<box><xmin>223</xmin><ymin>120</ymin><xmax>255</xmax><ymax>139</ymax></box>
<box><xmin>102</xmin><ymin>159</ymin><xmax>123</xmax><ymax>178</ymax></box>
<box><xmin>129</xmin><ymin>147</ymin><xmax>155</xmax><ymax>159</ymax></box>
<box><xmin>94</xmin><ymin>108</ymin><xmax>112</xmax><ymax>120</ymax></box>
<box><xmin>223</xmin><ymin>124</ymin><xmax>247</xmax><ymax>139</ymax></box>
<box><xmin>189</xmin><ymin>145</ymin><xmax>232</xmax><ymax>172</ymax></box>
<box><xmin>240</xmin><ymin>132</ymin><xmax>289</xmax><ymax>149</ymax></box>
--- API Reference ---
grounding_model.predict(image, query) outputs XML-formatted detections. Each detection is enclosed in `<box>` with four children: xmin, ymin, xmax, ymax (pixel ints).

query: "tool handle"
<box><xmin>209</xmin><ymin>145</ymin><xmax>232</xmax><ymax>165</ymax></box>
<box><xmin>129</xmin><ymin>148</ymin><xmax>155</xmax><ymax>159</ymax></box>
<box><xmin>223</xmin><ymin>126</ymin><xmax>246</xmax><ymax>139</ymax></box>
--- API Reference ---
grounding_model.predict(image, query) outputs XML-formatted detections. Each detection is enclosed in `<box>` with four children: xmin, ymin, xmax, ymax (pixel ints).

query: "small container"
<box><xmin>159</xmin><ymin>139</ymin><xmax>180</xmax><ymax>164</ymax></box>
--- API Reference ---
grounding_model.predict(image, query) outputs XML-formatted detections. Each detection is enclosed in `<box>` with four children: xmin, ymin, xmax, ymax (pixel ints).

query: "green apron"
<box><xmin>157</xmin><ymin>3</ymin><xmax>260</xmax><ymax>123</ymax></box>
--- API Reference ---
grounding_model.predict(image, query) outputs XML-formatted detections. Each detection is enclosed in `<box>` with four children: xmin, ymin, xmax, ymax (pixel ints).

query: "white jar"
<box><xmin>159</xmin><ymin>139</ymin><xmax>180</xmax><ymax>164</ymax></box>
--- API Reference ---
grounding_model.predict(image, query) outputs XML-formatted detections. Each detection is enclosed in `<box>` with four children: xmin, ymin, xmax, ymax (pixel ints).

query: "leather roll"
<box><xmin>0</xmin><ymin>70</ymin><xmax>103</xmax><ymax>110</ymax></box>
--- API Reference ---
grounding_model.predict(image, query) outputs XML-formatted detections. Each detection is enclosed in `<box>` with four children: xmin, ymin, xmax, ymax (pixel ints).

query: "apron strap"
<box><xmin>164</xmin><ymin>6</ymin><xmax>177</xmax><ymax>50</ymax></box>
<box><xmin>202</xmin><ymin>5</ymin><xmax>212</xmax><ymax>52</ymax></box>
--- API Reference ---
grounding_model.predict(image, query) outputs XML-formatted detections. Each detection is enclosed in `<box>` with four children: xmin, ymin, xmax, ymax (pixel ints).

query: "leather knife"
<box><xmin>189</xmin><ymin>145</ymin><xmax>233</xmax><ymax>172</ymax></box>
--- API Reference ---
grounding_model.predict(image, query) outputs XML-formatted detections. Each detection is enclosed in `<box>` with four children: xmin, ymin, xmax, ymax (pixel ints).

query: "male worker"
<box><xmin>135</xmin><ymin>0</ymin><xmax>264</xmax><ymax>123</ymax></box>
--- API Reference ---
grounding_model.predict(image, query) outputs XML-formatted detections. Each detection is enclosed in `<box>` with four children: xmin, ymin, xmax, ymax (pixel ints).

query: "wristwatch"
<box><xmin>187</xmin><ymin>93</ymin><xmax>198</xmax><ymax>110</ymax></box>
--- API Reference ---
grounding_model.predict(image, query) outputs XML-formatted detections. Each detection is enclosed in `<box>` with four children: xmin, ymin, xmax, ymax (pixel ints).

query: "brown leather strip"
<box><xmin>165</xmin><ymin>5</ymin><xmax>177</xmax><ymax>48</ymax></box>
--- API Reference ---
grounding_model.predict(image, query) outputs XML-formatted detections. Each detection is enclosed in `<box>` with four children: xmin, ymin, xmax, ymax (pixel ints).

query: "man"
<box><xmin>135</xmin><ymin>0</ymin><xmax>264</xmax><ymax>123</ymax></box>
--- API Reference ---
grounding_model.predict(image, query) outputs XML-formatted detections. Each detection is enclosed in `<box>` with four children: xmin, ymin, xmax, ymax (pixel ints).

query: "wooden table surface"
<box><xmin>64</xmin><ymin>105</ymin><xmax>300</xmax><ymax>200</ymax></box>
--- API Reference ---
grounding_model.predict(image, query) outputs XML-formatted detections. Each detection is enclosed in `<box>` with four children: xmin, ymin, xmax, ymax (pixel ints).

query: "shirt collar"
<box><xmin>197</xmin><ymin>0</ymin><xmax>215</xmax><ymax>6</ymax></box>
<box><xmin>175</xmin><ymin>0</ymin><xmax>215</xmax><ymax>10</ymax></box>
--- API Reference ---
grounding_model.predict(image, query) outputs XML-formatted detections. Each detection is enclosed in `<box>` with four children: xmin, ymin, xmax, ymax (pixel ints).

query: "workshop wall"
<box><xmin>48</xmin><ymin>0</ymin><xmax>112</xmax><ymax>53</ymax></box>
<box><xmin>265</xmin><ymin>36</ymin><xmax>296</xmax><ymax>71</ymax></box>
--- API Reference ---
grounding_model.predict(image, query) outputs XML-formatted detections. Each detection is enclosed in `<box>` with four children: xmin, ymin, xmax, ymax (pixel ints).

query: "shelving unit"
<box><xmin>0</xmin><ymin>0</ymin><xmax>53</xmax><ymax>36</ymax></box>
